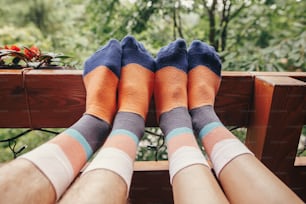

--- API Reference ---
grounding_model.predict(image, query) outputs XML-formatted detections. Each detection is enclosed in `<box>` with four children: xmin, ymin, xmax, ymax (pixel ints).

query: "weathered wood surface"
<box><xmin>0</xmin><ymin>70</ymin><xmax>254</xmax><ymax>128</ymax></box>
<box><xmin>0</xmin><ymin>70</ymin><xmax>306</xmax><ymax>202</ymax></box>
<box><xmin>129</xmin><ymin>161</ymin><xmax>172</xmax><ymax>204</ymax></box>
<box><xmin>0</xmin><ymin>70</ymin><xmax>28</xmax><ymax>127</ymax></box>
<box><xmin>246</xmin><ymin>75</ymin><xmax>306</xmax><ymax>200</ymax></box>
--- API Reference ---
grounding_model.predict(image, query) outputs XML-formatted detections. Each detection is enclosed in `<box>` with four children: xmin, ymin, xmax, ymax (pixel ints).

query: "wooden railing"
<box><xmin>0</xmin><ymin>70</ymin><xmax>305</xmax><ymax>203</ymax></box>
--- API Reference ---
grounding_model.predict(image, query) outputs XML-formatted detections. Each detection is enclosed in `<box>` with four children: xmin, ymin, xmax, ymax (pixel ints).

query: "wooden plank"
<box><xmin>215</xmin><ymin>72</ymin><xmax>253</xmax><ymax>126</ymax></box>
<box><xmin>0</xmin><ymin>70</ymin><xmax>29</xmax><ymax>127</ymax></box>
<box><xmin>130</xmin><ymin>161</ymin><xmax>172</xmax><ymax>204</ymax></box>
<box><xmin>245</xmin><ymin>76</ymin><xmax>306</xmax><ymax>200</ymax></box>
<box><xmin>295</xmin><ymin>157</ymin><xmax>306</xmax><ymax>166</ymax></box>
<box><xmin>134</xmin><ymin>160</ymin><xmax>168</xmax><ymax>171</ymax></box>
<box><xmin>24</xmin><ymin>70</ymin><xmax>85</xmax><ymax>128</ymax></box>
<box><xmin>1</xmin><ymin>70</ymin><xmax>305</xmax><ymax>128</ymax></box>
<box><xmin>283</xmin><ymin>166</ymin><xmax>306</xmax><ymax>201</ymax></box>
<box><xmin>0</xmin><ymin>70</ymin><xmax>254</xmax><ymax>128</ymax></box>
<box><xmin>250</xmin><ymin>71</ymin><xmax>306</xmax><ymax>82</ymax></box>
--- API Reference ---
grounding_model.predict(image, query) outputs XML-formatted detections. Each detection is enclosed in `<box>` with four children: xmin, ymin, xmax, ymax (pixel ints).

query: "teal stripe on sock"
<box><xmin>109</xmin><ymin>129</ymin><xmax>139</xmax><ymax>144</ymax></box>
<box><xmin>166</xmin><ymin>127</ymin><xmax>194</xmax><ymax>143</ymax></box>
<box><xmin>65</xmin><ymin>128</ymin><xmax>93</xmax><ymax>160</ymax></box>
<box><xmin>199</xmin><ymin>122</ymin><xmax>223</xmax><ymax>139</ymax></box>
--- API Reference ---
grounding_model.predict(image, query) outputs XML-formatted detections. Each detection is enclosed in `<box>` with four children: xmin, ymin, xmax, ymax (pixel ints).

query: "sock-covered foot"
<box><xmin>83</xmin><ymin>39</ymin><xmax>122</xmax><ymax>124</ymax></box>
<box><xmin>155</xmin><ymin>39</ymin><xmax>188</xmax><ymax>115</ymax></box>
<box><xmin>20</xmin><ymin>40</ymin><xmax>122</xmax><ymax>200</ymax></box>
<box><xmin>118</xmin><ymin>35</ymin><xmax>155</xmax><ymax>119</ymax></box>
<box><xmin>188</xmin><ymin>40</ymin><xmax>222</xmax><ymax>109</ymax></box>
<box><xmin>187</xmin><ymin>40</ymin><xmax>252</xmax><ymax>178</ymax></box>
<box><xmin>83</xmin><ymin>35</ymin><xmax>155</xmax><ymax>192</ymax></box>
<box><xmin>155</xmin><ymin>39</ymin><xmax>208</xmax><ymax>184</ymax></box>
<box><xmin>188</xmin><ymin>40</ymin><xmax>223</xmax><ymax>139</ymax></box>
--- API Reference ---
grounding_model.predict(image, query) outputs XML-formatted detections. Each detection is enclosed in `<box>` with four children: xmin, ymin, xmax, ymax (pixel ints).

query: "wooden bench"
<box><xmin>0</xmin><ymin>70</ymin><xmax>305</xmax><ymax>202</ymax></box>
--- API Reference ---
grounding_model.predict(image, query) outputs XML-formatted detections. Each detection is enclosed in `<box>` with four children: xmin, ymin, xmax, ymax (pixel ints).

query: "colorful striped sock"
<box><xmin>155</xmin><ymin>39</ymin><xmax>208</xmax><ymax>184</ymax></box>
<box><xmin>188</xmin><ymin>40</ymin><xmax>253</xmax><ymax>177</ymax></box>
<box><xmin>84</xmin><ymin>39</ymin><xmax>122</xmax><ymax>124</ymax></box>
<box><xmin>83</xmin><ymin>36</ymin><xmax>155</xmax><ymax>192</ymax></box>
<box><xmin>187</xmin><ymin>40</ymin><xmax>222</xmax><ymax>109</ymax></box>
<box><xmin>19</xmin><ymin>39</ymin><xmax>122</xmax><ymax>200</ymax></box>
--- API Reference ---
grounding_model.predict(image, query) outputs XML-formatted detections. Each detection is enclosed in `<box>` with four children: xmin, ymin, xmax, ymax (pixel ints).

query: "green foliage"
<box><xmin>136</xmin><ymin>128</ymin><xmax>167</xmax><ymax>161</ymax></box>
<box><xmin>0</xmin><ymin>129</ymin><xmax>63</xmax><ymax>162</ymax></box>
<box><xmin>222</xmin><ymin>0</ymin><xmax>306</xmax><ymax>71</ymax></box>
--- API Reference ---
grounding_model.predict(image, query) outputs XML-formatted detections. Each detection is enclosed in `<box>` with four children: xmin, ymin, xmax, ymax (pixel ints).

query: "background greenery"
<box><xmin>0</xmin><ymin>0</ymin><xmax>305</xmax><ymax>162</ymax></box>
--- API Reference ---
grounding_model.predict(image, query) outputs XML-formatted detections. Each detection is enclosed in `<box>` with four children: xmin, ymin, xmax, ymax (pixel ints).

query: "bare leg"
<box><xmin>172</xmin><ymin>165</ymin><xmax>228</xmax><ymax>204</ymax></box>
<box><xmin>0</xmin><ymin>159</ymin><xmax>55</xmax><ymax>204</ymax></box>
<box><xmin>220</xmin><ymin>150</ymin><xmax>303</xmax><ymax>203</ymax></box>
<box><xmin>60</xmin><ymin>169</ymin><xmax>127</xmax><ymax>204</ymax></box>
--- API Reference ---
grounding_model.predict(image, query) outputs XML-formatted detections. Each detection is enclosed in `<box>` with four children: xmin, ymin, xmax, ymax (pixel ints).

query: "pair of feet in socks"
<box><xmin>83</xmin><ymin>35</ymin><xmax>222</xmax><ymax>127</ymax></box>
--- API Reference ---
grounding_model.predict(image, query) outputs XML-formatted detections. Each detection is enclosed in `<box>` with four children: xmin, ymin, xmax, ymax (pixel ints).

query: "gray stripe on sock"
<box><xmin>189</xmin><ymin>105</ymin><xmax>221</xmax><ymax>137</ymax></box>
<box><xmin>159</xmin><ymin>107</ymin><xmax>193</xmax><ymax>136</ymax></box>
<box><xmin>112</xmin><ymin>112</ymin><xmax>145</xmax><ymax>139</ymax></box>
<box><xmin>70</xmin><ymin>114</ymin><xmax>110</xmax><ymax>152</ymax></box>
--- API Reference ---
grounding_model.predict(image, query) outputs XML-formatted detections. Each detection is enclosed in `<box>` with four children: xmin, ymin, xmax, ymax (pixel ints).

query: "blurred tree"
<box><xmin>84</xmin><ymin>0</ymin><xmax>305</xmax><ymax>71</ymax></box>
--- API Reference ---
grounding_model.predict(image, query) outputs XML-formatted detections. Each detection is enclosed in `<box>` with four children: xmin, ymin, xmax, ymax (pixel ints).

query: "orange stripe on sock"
<box><xmin>155</xmin><ymin>67</ymin><xmax>188</xmax><ymax>119</ymax></box>
<box><xmin>188</xmin><ymin>65</ymin><xmax>221</xmax><ymax>109</ymax></box>
<box><xmin>84</xmin><ymin>66</ymin><xmax>119</xmax><ymax>124</ymax></box>
<box><xmin>103</xmin><ymin>134</ymin><xmax>137</xmax><ymax>159</ymax></box>
<box><xmin>118</xmin><ymin>63</ymin><xmax>154</xmax><ymax>119</ymax></box>
<box><xmin>202</xmin><ymin>126</ymin><xmax>236</xmax><ymax>157</ymax></box>
<box><xmin>167</xmin><ymin>133</ymin><xmax>199</xmax><ymax>157</ymax></box>
<box><xmin>50</xmin><ymin>133</ymin><xmax>87</xmax><ymax>176</ymax></box>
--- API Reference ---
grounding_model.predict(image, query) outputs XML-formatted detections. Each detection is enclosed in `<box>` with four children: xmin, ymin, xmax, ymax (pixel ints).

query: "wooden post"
<box><xmin>246</xmin><ymin>75</ymin><xmax>306</xmax><ymax>199</ymax></box>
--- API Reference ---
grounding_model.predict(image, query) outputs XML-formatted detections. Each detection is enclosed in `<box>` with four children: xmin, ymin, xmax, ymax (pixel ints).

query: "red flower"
<box><xmin>4</xmin><ymin>45</ymin><xmax>21</xmax><ymax>52</ymax></box>
<box><xmin>24</xmin><ymin>45</ymin><xmax>40</xmax><ymax>60</ymax></box>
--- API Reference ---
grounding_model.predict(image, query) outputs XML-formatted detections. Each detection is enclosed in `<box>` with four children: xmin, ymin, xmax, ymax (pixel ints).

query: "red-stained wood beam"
<box><xmin>245</xmin><ymin>75</ymin><xmax>306</xmax><ymax>200</ymax></box>
<box><xmin>0</xmin><ymin>70</ymin><xmax>28</xmax><ymax>127</ymax></box>
<box><xmin>0</xmin><ymin>70</ymin><xmax>254</xmax><ymax>128</ymax></box>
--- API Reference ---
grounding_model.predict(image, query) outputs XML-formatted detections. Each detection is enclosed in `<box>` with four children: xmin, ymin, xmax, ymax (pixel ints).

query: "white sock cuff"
<box><xmin>19</xmin><ymin>143</ymin><xmax>74</xmax><ymax>200</ymax></box>
<box><xmin>82</xmin><ymin>147</ymin><xmax>134</xmax><ymax>192</ymax></box>
<box><xmin>169</xmin><ymin>146</ymin><xmax>209</xmax><ymax>184</ymax></box>
<box><xmin>211</xmin><ymin>138</ymin><xmax>254</xmax><ymax>177</ymax></box>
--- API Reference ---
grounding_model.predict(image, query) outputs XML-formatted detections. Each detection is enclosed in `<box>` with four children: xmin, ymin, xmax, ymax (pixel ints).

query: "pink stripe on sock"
<box><xmin>167</xmin><ymin>133</ymin><xmax>199</xmax><ymax>157</ymax></box>
<box><xmin>50</xmin><ymin>133</ymin><xmax>87</xmax><ymax>176</ymax></box>
<box><xmin>202</xmin><ymin>126</ymin><xmax>236</xmax><ymax>157</ymax></box>
<box><xmin>103</xmin><ymin>134</ymin><xmax>137</xmax><ymax>159</ymax></box>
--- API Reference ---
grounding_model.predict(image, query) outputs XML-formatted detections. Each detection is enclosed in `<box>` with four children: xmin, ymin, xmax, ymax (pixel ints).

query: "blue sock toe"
<box><xmin>121</xmin><ymin>35</ymin><xmax>155</xmax><ymax>72</ymax></box>
<box><xmin>156</xmin><ymin>39</ymin><xmax>188</xmax><ymax>72</ymax></box>
<box><xmin>187</xmin><ymin>40</ymin><xmax>222</xmax><ymax>76</ymax></box>
<box><xmin>84</xmin><ymin>39</ymin><xmax>122</xmax><ymax>78</ymax></box>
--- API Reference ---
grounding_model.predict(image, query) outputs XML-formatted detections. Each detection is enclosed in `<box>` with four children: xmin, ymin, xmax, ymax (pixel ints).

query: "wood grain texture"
<box><xmin>129</xmin><ymin>164</ymin><xmax>173</xmax><ymax>204</ymax></box>
<box><xmin>215</xmin><ymin>73</ymin><xmax>253</xmax><ymax>126</ymax></box>
<box><xmin>0</xmin><ymin>70</ymin><xmax>254</xmax><ymax>127</ymax></box>
<box><xmin>246</xmin><ymin>76</ymin><xmax>306</xmax><ymax>200</ymax></box>
<box><xmin>0</xmin><ymin>70</ymin><xmax>29</xmax><ymax>127</ymax></box>
<box><xmin>24</xmin><ymin>70</ymin><xmax>85</xmax><ymax>128</ymax></box>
